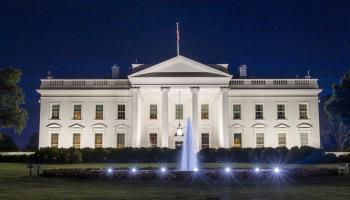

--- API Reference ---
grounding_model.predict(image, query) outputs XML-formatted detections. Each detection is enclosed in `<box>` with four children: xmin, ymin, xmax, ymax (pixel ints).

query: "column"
<box><xmin>191</xmin><ymin>87</ymin><xmax>199</xmax><ymax>152</ymax></box>
<box><xmin>219</xmin><ymin>87</ymin><xmax>229</xmax><ymax>148</ymax></box>
<box><xmin>131</xmin><ymin>87</ymin><xmax>140</xmax><ymax>147</ymax></box>
<box><xmin>161</xmin><ymin>87</ymin><xmax>169</xmax><ymax>147</ymax></box>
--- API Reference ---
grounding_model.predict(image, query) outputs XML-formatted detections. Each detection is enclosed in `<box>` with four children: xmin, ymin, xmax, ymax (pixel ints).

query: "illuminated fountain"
<box><xmin>180</xmin><ymin>118</ymin><xmax>198</xmax><ymax>171</ymax></box>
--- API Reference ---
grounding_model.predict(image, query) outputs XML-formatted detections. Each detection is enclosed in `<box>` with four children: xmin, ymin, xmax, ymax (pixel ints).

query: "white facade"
<box><xmin>37</xmin><ymin>56</ymin><xmax>322</xmax><ymax>151</ymax></box>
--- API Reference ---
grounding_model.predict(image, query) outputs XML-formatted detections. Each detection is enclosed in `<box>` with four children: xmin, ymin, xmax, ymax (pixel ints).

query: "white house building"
<box><xmin>37</xmin><ymin>55</ymin><xmax>322</xmax><ymax>151</ymax></box>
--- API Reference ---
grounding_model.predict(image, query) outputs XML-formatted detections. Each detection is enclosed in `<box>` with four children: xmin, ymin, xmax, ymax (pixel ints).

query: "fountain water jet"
<box><xmin>180</xmin><ymin>118</ymin><xmax>198</xmax><ymax>171</ymax></box>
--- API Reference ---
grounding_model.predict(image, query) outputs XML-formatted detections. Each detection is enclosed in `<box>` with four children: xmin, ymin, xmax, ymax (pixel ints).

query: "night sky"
<box><xmin>0</xmin><ymin>0</ymin><xmax>349</xmax><ymax>148</ymax></box>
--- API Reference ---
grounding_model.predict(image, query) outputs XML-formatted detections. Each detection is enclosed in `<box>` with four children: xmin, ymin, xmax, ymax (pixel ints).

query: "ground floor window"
<box><xmin>300</xmin><ymin>133</ymin><xmax>308</xmax><ymax>146</ymax></box>
<box><xmin>175</xmin><ymin>141</ymin><xmax>183</xmax><ymax>149</ymax></box>
<box><xmin>51</xmin><ymin>133</ymin><xmax>59</xmax><ymax>148</ymax></box>
<box><xmin>256</xmin><ymin>133</ymin><xmax>264</xmax><ymax>148</ymax></box>
<box><xmin>95</xmin><ymin>133</ymin><xmax>103</xmax><ymax>148</ymax></box>
<box><xmin>117</xmin><ymin>133</ymin><xmax>125</xmax><ymax>148</ymax></box>
<box><xmin>149</xmin><ymin>133</ymin><xmax>157</xmax><ymax>147</ymax></box>
<box><xmin>201</xmin><ymin>133</ymin><xmax>209</xmax><ymax>149</ymax></box>
<box><xmin>73</xmin><ymin>133</ymin><xmax>81</xmax><ymax>149</ymax></box>
<box><xmin>278</xmin><ymin>133</ymin><xmax>286</xmax><ymax>147</ymax></box>
<box><xmin>233</xmin><ymin>133</ymin><xmax>242</xmax><ymax>148</ymax></box>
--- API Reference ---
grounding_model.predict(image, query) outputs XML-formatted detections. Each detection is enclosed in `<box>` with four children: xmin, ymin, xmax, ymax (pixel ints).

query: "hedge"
<box><xmin>1</xmin><ymin>146</ymin><xmax>349</xmax><ymax>164</ymax></box>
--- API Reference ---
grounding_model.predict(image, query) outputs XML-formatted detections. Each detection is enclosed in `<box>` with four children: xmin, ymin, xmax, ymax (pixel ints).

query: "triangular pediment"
<box><xmin>129</xmin><ymin>56</ymin><xmax>232</xmax><ymax>78</ymax></box>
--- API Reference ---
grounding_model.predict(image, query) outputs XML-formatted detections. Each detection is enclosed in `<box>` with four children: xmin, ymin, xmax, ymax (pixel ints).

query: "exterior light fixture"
<box><xmin>193</xmin><ymin>167</ymin><xmax>198</xmax><ymax>172</ymax></box>
<box><xmin>131</xmin><ymin>167</ymin><xmax>137</xmax><ymax>173</ymax></box>
<box><xmin>274</xmin><ymin>167</ymin><xmax>280</xmax><ymax>174</ymax></box>
<box><xmin>225</xmin><ymin>167</ymin><xmax>231</xmax><ymax>173</ymax></box>
<box><xmin>107</xmin><ymin>168</ymin><xmax>112</xmax><ymax>173</ymax></box>
<box><xmin>255</xmin><ymin>167</ymin><xmax>260</xmax><ymax>173</ymax></box>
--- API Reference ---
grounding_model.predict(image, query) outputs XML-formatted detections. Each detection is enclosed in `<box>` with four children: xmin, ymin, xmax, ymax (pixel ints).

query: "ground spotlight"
<box><xmin>160</xmin><ymin>167</ymin><xmax>167</xmax><ymax>173</ymax></box>
<box><xmin>107</xmin><ymin>168</ymin><xmax>112</xmax><ymax>173</ymax></box>
<box><xmin>131</xmin><ymin>167</ymin><xmax>137</xmax><ymax>173</ymax></box>
<box><xmin>193</xmin><ymin>167</ymin><xmax>198</xmax><ymax>172</ymax></box>
<box><xmin>225</xmin><ymin>167</ymin><xmax>231</xmax><ymax>173</ymax></box>
<box><xmin>255</xmin><ymin>167</ymin><xmax>260</xmax><ymax>173</ymax></box>
<box><xmin>274</xmin><ymin>167</ymin><xmax>280</xmax><ymax>174</ymax></box>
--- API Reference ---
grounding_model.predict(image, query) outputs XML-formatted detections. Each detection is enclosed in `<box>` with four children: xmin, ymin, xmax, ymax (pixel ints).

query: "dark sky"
<box><xmin>0</xmin><ymin>0</ymin><xmax>349</xmax><ymax>148</ymax></box>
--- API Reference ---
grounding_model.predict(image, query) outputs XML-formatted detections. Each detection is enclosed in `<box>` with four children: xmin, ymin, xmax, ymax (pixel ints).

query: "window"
<box><xmin>175</xmin><ymin>104</ymin><xmax>183</xmax><ymax>120</ymax></box>
<box><xmin>233</xmin><ymin>104</ymin><xmax>241</xmax><ymax>119</ymax></box>
<box><xmin>201</xmin><ymin>133</ymin><xmax>209</xmax><ymax>149</ymax></box>
<box><xmin>278</xmin><ymin>133</ymin><xmax>286</xmax><ymax>147</ymax></box>
<box><xmin>233</xmin><ymin>133</ymin><xmax>242</xmax><ymax>148</ymax></box>
<box><xmin>95</xmin><ymin>105</ymin><xmax>103</xmax><ymax>120</ymax></box>
<box><xmin>300</xmin><ymin>133</ymin><xmax>308</xmax><ymax>146</ymax></box>
<box><xmin>201</xmin><ymin>104</ymin><xmax>209</xmax><ymax>120</ymax></box>
<box><xmin>95</xmin><ymin>133</ymin><xmax>103</xmax><ymax>148</ymax></box>
<box><xmin>277</xmin><ymin>104</ymin><xmax>286</xmax><ymax>119</ymax></box>
<box><xmin>51</xmin><ymin>133</ymin><xmax>59</xmax><ymax>148</ymax></box>
<box><xmin>255</xmin><ymin>104</ymin><xmax>264</xmax><ymax>119</ymax></box>
<box><xmin>299</xmin><ymin>104</ymin><xmax>308</xmax><ymax>119</ymax></box>
<box><xmin>73</xmin><ymin>133</ymin><xmax>81</xmax><ymax>149</ymax></box>
<box><xmin>150</xmin><ymin>104</ymin><xmax>157</xmax><ymax>120</ymax></box>
<box><xmin>256</xmin><ymin>133</ymin><xmax>264</xmax><ymax>148</ymax></box>
<box><xmin>149</xmin><ymin>133</ymin><xmax>157</xmax><ymax>147</ymax></box>
<box><xmin>117</xmin><ymin>133</ymin><xmax>125</xmax><ymax>148</ymax></box>
<box><xmin>51</xmin><ymin>104</ymin><xmax>60</xmax><ymax>119</ymax></box>
<box><xmin>73</xmin><ymin>105</ymin><xmax>82</xmax><ymax>120</ymax></box>
<box><xmin>117</xmin><ymin>104</ymin><xmax>125</xmax><ymax>120</ymax></box>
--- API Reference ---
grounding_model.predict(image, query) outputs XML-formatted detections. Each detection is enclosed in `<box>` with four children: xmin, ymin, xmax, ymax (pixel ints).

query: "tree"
<box><xmin>324</xmin><ymin>68</ymin><xmax>350</xmax><ymax>150</ymax></box>
<box><xmin>25</xmin><ymin>132</ymin><xmax>39</xmax><ymax>151</ymax></box>
<box><xmin>0</xmin><ymin>68</ymin><xmax>28</xmax><ymax>133</ymax></box>
<box><xmin>0</xmin><ymin>133</ymin><xmax>18</xmax><ymax>151</ymax></box>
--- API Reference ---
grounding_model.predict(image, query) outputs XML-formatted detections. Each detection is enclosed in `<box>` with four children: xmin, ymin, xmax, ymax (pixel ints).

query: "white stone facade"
<box><xmin>37</xmin><ymin>56</ymin><xmax>322</xmax><ymax>151</ymax></box>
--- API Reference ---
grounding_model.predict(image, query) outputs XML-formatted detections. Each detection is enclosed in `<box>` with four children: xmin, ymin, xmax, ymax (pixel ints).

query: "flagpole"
<box><xmin>176</xmin><ymin>22</ymin><xmax>180</xmax><ymax>56</ymax></box>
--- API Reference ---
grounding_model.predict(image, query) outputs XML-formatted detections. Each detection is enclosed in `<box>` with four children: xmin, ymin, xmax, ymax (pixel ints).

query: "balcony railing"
<box><xmin>40</xmin><ymin>79</ymin><xmax>131</xmax><ymax>89</ymax></box>
<box><xmin>229</xmin><ymin>79</ymin><xmax>319</xmax><ymax>89</ymax></box>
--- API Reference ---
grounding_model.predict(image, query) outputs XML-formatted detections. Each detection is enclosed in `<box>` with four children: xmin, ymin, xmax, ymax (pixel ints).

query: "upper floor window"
<box><xmin>255</xmin><ymin>104</ymin><xmax>264</xmax><ymax>119</ymax></box>
<box><xmin>150</xmin><ymin>104</ymin><xmax>157</xmax><ymax>120</ymax></box>
<box><xmin>201</xmin><ymin>104</ymin><xmax>209</xmax><ymax>120</ymax></box>
<box><xmin>149</xmin><ymin>133</ymin><xmax>157</xmax><ymax>147</ymax></box>
<box><xmin>299</xmin><ymin>104</ymin><xmax>308</xmax><ymax>119</ymax></box>
<box><xmin>233</xmin><ymin>104</ymin><xmax>241</xmax><ymax>119</ymax></box>
<box><xmin>51</xmin><ymin>104</ymin><xmax>60</xmax><ymax>119</ymax></box>
<box><xmin>95</xmin><ymin>104</ymin><xmax>103</xmax><ymax>120</ymax></box>
<box><xmin>73</xmin><ymin>105</ymin><xmax>82</xmax><ymax>120</ymax></box>
<box><xmin>117</xmin><ymin>104</ymin><xmax>126</xmax><ymax>120</ymax></box>
<box><xmin>175</xmin><ymin>104</ymin><xmax>183</xmax><ymax>120</ymax></box>
<box><xmin>277</xmin><ymin>104</ymin><xmax>286</xmax><ymax>119</ymax></box>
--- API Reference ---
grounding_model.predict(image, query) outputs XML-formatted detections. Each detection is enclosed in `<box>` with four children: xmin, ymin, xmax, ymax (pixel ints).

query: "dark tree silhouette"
<box><xmin>0</xmin><ymin>133</ymin><xmax>18</xmax><ymax>151</ymax></box>
<box><xmin>25</xmin><ymin>132</ymin><xmax>39</xmax><ymax>151</ymax></box>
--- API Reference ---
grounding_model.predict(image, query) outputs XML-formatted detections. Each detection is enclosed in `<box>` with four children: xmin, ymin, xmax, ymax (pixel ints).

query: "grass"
<box><xmin>0</xmin><ymin>163</ymin><xmax>349</xmax><ymax>200</ymax></box>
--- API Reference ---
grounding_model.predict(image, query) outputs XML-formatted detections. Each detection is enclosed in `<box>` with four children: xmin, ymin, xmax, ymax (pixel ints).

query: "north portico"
<box><xmin>37</xmin><ymin>55</ymin><xmax>322</xmax><ymax>150</ymax></box>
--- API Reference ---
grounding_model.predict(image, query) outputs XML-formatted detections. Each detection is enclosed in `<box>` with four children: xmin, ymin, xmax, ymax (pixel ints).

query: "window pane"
<box><xmin>300</xmin><ymin>133</ymin><xmax>308</xmax><ymax>146</ymax></box>
<box><xmin>175</xmin><ymin>104</ymin><xmax>183</xmax><ymax>120</ymax></box>
<box><xmin>117</xmin><ymin>133</ymin><xmax>125</xmax><ymax>148</ymax></box>
<box><xmin>255</xmin><ymin>104</ymin><xmax>263</xmax><ymax>119</ymax></box>
<box><xmin>201</xmin><ymin>133</ymin><xmax>209</xmax><ymax>149</ymax></box>
<box><xmin>150</xmin><ymin>104</ymin><xmax>157</xmax><ymax>120</ymax></box>
<box><xmin>278</xmin><ymin>133</ymin><xmax>286</xmax><ymax>147</ymax></box>
<box><xmin>73</xmin><ymin>133</ymin><xmax>81</xmax><ymax>149</ymax></box>
<box><xmin>51</xmin><ymin>133</ymin><xmax>59</xmax><ymax>148</ymax></box>
<box><xmin>73</xmin><ymin>105</ymin><xmax>82</xmax><ymax>120</ymax></box>
<box><xmin>95</xmin><ymin>105</ymin><xmax>103</xmax><ymax>119</ymax></box>
<box><xmin>95</xmin><ymin>133</ymin><xmax>103</xmax><ymax>148</ymax></box>
<box><xmin>256</xmin><ymin>133</ymin><xmax>264</xmax><ymax>148</ymax></box>
<box><xmin>233</xmin><ymin>133</ymin><xmax>242</xmax><ymax>148</ymax></box>
<box><xmin>51</xmin><ymin>104</ymin><xmax>60</xmax><ymax>119</ymax></box>
<box><xmin>299</xmin><ymin>104</ymin><xmax>308</xmax><ymax>119</ymax></box>
<box><xmin>201</xmin><ymin>104</ymin><xmax>209</xmax><ymax>119</ymax></box>
<box><xmin>118</xmin><ymin>104</ymin><xmax>126</xmax><ymax>120</ymax></box>
<box><xmin>277</xmin><ymin>104</ymin><xmax>286</xmax><ymax>119</ymax></box>
<box><xmin>149</xmin><ymin>133</ymin><xmax>157</xmax><ymax>147</ymax></box>
<box><xmin>233</xmin><ymin>104</ymin><xmax>241</xmax><ymax>119</ymax></box>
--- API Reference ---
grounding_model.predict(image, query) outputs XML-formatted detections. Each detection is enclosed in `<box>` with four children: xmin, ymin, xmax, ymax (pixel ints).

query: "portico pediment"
<box><xmin>128</xmin><ymin>56</ymin><xmax>232</xmax><ymax>86</ymax></box>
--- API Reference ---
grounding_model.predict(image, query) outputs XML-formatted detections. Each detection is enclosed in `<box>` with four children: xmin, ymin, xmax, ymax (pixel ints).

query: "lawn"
<box><xmin>0</xmin><ymin>163</ymin><xmax>349</xmax><ymax>200</ymax></box>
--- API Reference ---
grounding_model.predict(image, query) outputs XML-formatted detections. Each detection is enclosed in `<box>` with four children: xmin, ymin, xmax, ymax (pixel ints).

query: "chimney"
<box><xmin>239</xmin><ymin>64</ymin><xmax>247</xmax><ymax>77</ymax></box>
<box><xmin>111</xmin><ymin>64</ymin><xmax>120</xmax><ymax>79</ymax></box>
